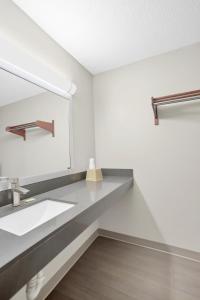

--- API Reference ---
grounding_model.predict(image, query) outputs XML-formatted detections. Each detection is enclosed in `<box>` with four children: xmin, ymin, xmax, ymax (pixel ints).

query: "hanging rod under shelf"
<box><xmin>6</xmin><ymin>120</ymin><xmax>55</xmax><ymax>140</ymax></box>
<box><xmin>152</xmin><ymin>89</ymin><xmax>200</xmax><ymax>125</ymax></box>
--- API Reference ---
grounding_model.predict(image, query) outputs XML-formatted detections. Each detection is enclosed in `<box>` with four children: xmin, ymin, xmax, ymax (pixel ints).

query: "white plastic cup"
<box><xmin>89</xmin><ymin>158</ymin><xmax>95</xmax><ymax>170</ymax></box>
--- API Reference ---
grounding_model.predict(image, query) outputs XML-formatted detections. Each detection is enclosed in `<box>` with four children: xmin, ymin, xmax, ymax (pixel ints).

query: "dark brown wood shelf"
<box><xmin>6</xmin><ymin>120</ymin><xmax>55</xmax><ymax>140</ymax></box>
<box><xmin>152</xmin><ymin>89</ymin><xmax>200</xmax><ymax>125</ymax></box>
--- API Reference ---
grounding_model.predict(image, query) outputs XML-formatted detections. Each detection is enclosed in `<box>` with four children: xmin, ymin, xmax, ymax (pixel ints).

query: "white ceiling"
<box><xmin>13</xmin><ymin>0</ymin><xmax>200</xmax><ymax>74</ymax></box>
<box><xmin>0</xmin><ymin>69</ymin><xmax>44</xmax><ymax>107</ymax></box>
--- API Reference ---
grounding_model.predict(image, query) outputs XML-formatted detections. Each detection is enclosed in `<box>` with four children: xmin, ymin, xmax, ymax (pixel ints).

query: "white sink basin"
<box><xmin>0</xmin><ymin>200</ymin><xmax>74</xmax><ymax>236</ymax></box>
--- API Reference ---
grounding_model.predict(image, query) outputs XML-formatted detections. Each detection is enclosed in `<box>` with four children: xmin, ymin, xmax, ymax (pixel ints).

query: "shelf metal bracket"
<box><xmin>151</xmin><ymin>97</ymin><xmax>159</xmax><ymax>125</ymax></box>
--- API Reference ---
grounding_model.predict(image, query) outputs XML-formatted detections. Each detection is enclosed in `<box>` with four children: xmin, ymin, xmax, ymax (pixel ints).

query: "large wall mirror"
<box><xmin>0</xmin><ymin>68</ymin><xmax>72</xmax><ymax>179</ymax></box>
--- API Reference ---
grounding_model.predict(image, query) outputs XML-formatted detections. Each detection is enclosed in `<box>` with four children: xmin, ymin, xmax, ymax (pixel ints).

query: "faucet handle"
<box><xmin>10</xmin><ymin>178</ymin><xmax>19</xmax><ymax>189</ymax></box>
<box><xmin>10</xmin><ymin>177</ymin><xmax>19</xmax><ymax>183</ymax></box>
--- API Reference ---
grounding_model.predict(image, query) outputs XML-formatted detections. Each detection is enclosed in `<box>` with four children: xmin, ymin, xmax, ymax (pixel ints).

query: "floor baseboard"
<box><xmin>98</xmin><ymin>229</ymin><xmax>200</xmax><ymax>262</ymax></box>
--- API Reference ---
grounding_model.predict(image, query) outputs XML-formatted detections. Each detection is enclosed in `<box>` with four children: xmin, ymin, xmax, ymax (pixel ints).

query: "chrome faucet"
<box><xmin>10</xmin><ymin>178</ymin><xmax>30</xmax><ymax>206</ymax></box>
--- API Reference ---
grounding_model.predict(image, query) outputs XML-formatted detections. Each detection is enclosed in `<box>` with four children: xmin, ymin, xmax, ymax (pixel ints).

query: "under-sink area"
<box><xmin>0</xmin><ymin>200</ymin><xmax>75</xmax><ymax>236</ymax></box>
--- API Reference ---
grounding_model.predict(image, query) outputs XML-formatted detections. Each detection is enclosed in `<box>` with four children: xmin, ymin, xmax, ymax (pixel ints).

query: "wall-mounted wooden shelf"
<box><xmin>6</xmin><ymin>120</ymin><xmax>55</xmax><ymax>141</ymax></box>
<box><xmin>152</xmin><ymin>89</ymin><xmax>200</xmax><ymax>125</ymax></box>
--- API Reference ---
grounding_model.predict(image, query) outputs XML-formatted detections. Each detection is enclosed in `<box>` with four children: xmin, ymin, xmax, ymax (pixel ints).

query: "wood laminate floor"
<box><xmin>46</xmin><ymin>237</ymin><xmax>200</xmax><ymax>300</ymax></box>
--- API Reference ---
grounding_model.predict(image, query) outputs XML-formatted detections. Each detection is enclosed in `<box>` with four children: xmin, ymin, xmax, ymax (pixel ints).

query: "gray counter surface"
<box><xmin>0</xmin><ymin>175</ymin><xmax>133</xmax><ymax>273</ymax></box>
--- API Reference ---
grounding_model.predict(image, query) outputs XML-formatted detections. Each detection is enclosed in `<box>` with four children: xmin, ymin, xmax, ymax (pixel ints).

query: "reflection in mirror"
<box><xmin>0</xmin><ymin>69</ymin><xmax>71</xmax><ymax>178</ymax></box>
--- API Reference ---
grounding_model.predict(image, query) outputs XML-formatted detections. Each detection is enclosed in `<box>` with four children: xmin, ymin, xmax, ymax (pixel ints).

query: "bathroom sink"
<box><xmin>0</xmin><ymin>200</ymin><xmax>75</xmax><ymax>236</ymax></box>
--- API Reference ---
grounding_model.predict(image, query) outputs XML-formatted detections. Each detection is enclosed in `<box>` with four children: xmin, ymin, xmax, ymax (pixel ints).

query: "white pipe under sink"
<box><xmin>26</xmin><ymin>271</ymin><xmax>45</xmax><ymax>300</ymax></box>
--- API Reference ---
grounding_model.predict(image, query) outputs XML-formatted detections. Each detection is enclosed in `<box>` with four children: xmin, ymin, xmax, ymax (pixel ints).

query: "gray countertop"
<box><xmin>0</xmin><ymin>175</ymin><xmax>133</xmax><ymax>272</ymax></box>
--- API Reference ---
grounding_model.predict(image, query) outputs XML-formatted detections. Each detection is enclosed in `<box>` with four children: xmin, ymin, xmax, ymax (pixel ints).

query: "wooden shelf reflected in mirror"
<box><xmin>6</xmin><ymin>120</ymin><xmax>55</xmax><ymax>141</ymax></box>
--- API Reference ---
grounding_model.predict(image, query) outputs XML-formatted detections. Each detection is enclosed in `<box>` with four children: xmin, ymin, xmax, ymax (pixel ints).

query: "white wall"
<box><xmin>0</xmin><ymin>0</ymin><xmax>95</xmax><ymax>171</ymax></box>
<box><xmin>0</xmin><ymin>92</ymin><xmax>71</xmax><ymax>177</ymax></box>
<box><xmin>94</xmin><ymin>43</ymin><xmax>200</xmax><ymax>252</ymax></box>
